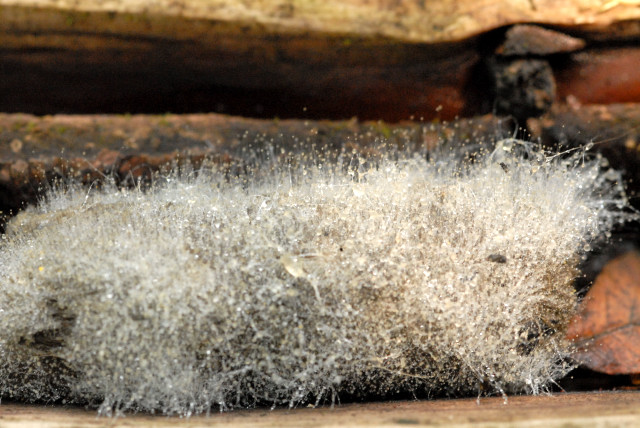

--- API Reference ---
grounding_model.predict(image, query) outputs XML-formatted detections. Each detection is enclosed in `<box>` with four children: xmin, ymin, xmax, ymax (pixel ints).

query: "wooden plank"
<box><xmin>2</xmin><ymin>391</ymin><xmax>640</xmax><ymax>427</ymax></box>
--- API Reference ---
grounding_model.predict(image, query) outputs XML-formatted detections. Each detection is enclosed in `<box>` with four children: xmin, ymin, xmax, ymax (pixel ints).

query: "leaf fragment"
<box><xmin>567</xmin><ymin>251</ymin><xmax>640</xmax><ymax>375</ymax></box>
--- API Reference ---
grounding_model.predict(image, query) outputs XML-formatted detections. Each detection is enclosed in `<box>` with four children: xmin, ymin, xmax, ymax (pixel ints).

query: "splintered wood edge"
<box><xmin>1</xmin><ymin>391</ymin><xmax>640</xmax><ymax>427</ymax></box>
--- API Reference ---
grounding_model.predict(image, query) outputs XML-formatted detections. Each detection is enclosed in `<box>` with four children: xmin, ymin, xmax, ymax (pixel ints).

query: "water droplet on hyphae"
<box><xmin>499</xmin><ymin>138</ymin><xmax>515</xmax><ymax>152</ymax></box>
<box><xmin>280</xmin><ymin>254</ymin><xmax>306</xmax><ymax>278</ymax></box>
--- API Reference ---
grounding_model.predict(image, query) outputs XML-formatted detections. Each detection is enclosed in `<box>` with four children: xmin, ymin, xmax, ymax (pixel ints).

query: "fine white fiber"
<box><xmin>0</xmin><ymin>138</ymin><xmax>630</xmax><ymax>415</ymax></box>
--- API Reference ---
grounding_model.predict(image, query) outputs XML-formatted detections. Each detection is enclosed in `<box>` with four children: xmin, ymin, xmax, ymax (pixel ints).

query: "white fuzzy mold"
<box><xmin>0</xmin><ymin>139</ymin><xmax>630</xmax><ymax>415</ymax></box>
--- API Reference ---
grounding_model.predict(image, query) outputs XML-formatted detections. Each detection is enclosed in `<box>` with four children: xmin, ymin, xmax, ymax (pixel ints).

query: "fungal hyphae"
<box><xmin>0</xmin><ymin>137</ymin><xmax>630</xmax><ymax>415</ymax></box>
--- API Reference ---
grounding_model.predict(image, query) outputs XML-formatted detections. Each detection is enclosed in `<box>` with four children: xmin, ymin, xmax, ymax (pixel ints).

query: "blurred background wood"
<box><xmin>2</xmin><ymin>0</ymin><xmax>640</xmax><ymax>121</ymax></box>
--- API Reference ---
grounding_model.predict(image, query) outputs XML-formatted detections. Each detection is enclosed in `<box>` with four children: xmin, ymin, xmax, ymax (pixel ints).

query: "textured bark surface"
<box><xmin>0</xmin><ymin>112</ymin><xmax>508</xmax><ymax>217</ymax></box>
<box><xmin>3</xmin><ymin>104</ymin><xmax>640</xmax><ymax>216</ymax></box>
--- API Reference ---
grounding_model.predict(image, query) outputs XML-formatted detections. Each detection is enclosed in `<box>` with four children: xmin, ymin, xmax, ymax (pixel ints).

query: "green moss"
<box><xmin>157</xmin><ymin>115</ymin><xmax>171</xmax><ymax>127</ymax></box>
<box><xmin>54</xmin><ymin>125</ymin><xmax>69</xmax><ymax>135</ymax></box>
<box><xmin>25</xmin><ymin>121</ymin><xmax>37</xmax><ymax>134</ymax></box>
<box><xmin>10</xmin><ymin>121</ymin><xmax>26</xmax><ymax>132</ymax></box>
<box><xmin>373</xmin><ymin>122</ymin><xmax>393</xmax><ymax>140</ymax></box>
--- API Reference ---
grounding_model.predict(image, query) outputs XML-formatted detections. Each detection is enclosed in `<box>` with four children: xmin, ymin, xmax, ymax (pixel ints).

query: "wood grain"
<box><xmin>2</xmin><ymin>391</ymin><xmax>640</xmax><ymax>427</ymax></box>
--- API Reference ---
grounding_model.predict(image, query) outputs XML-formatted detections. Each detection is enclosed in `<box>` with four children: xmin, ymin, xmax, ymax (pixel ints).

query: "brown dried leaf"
<box><xmin>567</xmin><ymin>251</ymin><xmax>640</xmax><ymax>375</ymax></box>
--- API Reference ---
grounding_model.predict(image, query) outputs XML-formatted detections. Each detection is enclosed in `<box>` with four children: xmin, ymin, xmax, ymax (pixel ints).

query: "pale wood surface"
<box><xmin>2</xmin><ymin>0</ymin><xmax>640</xmax><ymax>42</ymax></box>
<box><xmin>1</xmin><ymin>391</ymin><xmax>640</xmax><ymax>427</ymax></box>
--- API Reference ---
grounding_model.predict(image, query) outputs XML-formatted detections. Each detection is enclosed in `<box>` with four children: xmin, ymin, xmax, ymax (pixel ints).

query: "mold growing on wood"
<box><xmin>0</xmin><ymin>139</ymin><xmax>630</xmax><ymax>415</ymax></box>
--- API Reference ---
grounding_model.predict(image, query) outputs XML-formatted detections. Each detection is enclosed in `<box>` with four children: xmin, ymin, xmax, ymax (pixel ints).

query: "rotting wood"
<box><xmin>4</xmin><ymin>104</ymin><xmax>640</xmax><ymax>216</ymax></box>
<box><xmin>0</xmin><ymin>112</ymin><xmax>509</xmax><ymax>218</ymax></box>
<box><xmin>0</xmin><ymin>2</ymin><xmax>482</xmax><ymax>121</ymax></box>
<box><xmin>2</xmin><ymin>1</ymin><xmax>640</xmax><ymax>120</ymax></box>
<box><xmin>2</xmin><ymin>1</ymin><xmax>640</xmax><ymax>419</ymax></box>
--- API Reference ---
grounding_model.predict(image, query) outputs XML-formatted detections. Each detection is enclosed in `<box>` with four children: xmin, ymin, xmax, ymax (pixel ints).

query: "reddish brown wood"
<box><xmin>2</xmin><ymin>2</ymin><xmax>640</xmax><ymax>121</ymax></box>
<box><xmin>556</xmin><ymin>48</ymin><xmax>640</xmax><ymax>106</ymax></box>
